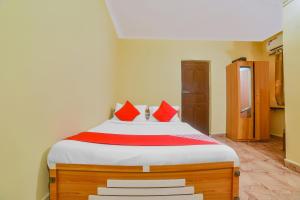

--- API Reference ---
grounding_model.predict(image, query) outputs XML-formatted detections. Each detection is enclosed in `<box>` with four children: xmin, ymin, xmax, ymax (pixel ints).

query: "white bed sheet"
<box><xmin>47</xmin><ymin>120</ymin><xmax>240</xmax><ymax>168</ymax></box>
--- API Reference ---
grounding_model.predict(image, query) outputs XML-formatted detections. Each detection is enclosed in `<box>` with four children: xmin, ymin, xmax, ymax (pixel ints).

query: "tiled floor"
<box><xmin>213</xmin><ymin>135</ymin><xmax>300</xmax><ymax>200</ymax></box>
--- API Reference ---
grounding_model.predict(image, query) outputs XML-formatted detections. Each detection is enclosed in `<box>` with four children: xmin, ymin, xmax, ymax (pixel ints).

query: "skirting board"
<box><xmin>284</xmin><ymin>159</ymin><xmax>300</xmax><ymax>173</ymax></box>
<box><xmin>41</xmin><ymin>193</ymin><xmax>49</xmax><ymax>200</ymax></box>
<box><xmin>210</xmin><ymin>133</ymin><xmax>226</xmax><ymax>135</ymax></box>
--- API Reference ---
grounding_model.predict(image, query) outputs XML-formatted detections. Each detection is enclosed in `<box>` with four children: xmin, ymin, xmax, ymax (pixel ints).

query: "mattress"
<box><xmin>47</xmin><ymin>120</ymin><xmax>240</xmax><ymax>168</ymax></box>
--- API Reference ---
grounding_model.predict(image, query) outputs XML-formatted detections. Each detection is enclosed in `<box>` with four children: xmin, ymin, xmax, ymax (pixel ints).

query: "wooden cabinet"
<box><xmin>226</xmin><ymin>61</ymin><xmax>270</xmax><ymax>141</ymax></box>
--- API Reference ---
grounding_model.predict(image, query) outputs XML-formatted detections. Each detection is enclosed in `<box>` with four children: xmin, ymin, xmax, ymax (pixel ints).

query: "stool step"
<box><xmin>89</xmin><ymin>194</ymin><xmax>203</xmax><ymax>200</ymax></box>
<box><xmin>98</xmin><ymin>186</ymin><xmax>194</xmax><ymax>196</ymax></box>
<box><xmin>107</xmin><ymin>179</ymin><xmax>185</xmax><ymax>188</ymax></box>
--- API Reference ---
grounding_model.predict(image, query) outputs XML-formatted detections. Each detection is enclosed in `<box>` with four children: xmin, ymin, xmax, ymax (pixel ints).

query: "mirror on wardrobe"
<box><xmin>239</xmin><ymin>67</ymin><xmax>252</xmax><ymax>118</ymax></box>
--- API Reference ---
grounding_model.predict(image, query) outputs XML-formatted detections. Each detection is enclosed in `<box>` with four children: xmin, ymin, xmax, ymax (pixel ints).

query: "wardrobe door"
<box><xmin>226</xmin><ymin>61</ymin><xmax>254</xmax><ymax>141</ymax></box>
<box><xmin>237</xmin><ymin>61</ymin><xmax>254</xmax><ymax>140</ymax></box>
<box><xmin>226</xmin><ymin>63</ymin><xmax>239</xmax><ymax>140</ymax></box>
<box><xmin>254</xmin><ymin>61</ymin><xmax>270</xmax><ymax>140</ymax></box>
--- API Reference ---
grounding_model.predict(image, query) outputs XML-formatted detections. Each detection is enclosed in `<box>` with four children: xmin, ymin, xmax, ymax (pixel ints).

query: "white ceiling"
<box><xmin>105</xmin><ymin>0</ymin><xmax>283</xmax><ymax>41</ymax></box>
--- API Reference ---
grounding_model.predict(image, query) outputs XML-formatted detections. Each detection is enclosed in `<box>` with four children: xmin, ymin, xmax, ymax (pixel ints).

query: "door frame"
<box><xmin>181</xmin><ymin>60</ymin><xmax>211</xmax><ymax>135</ymax></box>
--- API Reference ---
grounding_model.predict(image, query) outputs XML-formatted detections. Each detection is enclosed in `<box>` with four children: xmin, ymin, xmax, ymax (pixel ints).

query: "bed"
<box><xmin>48</xmin><ymin>120</ymin><xmax>240</xmax><ymax>200</ymax></box>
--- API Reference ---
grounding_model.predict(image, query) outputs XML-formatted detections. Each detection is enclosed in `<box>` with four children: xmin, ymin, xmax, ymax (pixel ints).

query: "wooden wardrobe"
<box><xmin>226</xmin><ymin>61</ymin><xmax>270</xmax><ymax>141</ymax></box>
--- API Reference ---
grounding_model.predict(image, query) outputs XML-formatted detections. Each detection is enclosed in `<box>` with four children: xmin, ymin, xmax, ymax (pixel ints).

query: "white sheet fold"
<box><xmin>47</xmin><ymin>120</ymin><xmax>240</xmax><ymax>168</ymax></box>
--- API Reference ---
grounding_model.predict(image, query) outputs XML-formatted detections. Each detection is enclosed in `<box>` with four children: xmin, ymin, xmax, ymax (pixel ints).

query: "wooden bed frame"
<box><xmin>49</xmin><ymin>161</ymin><xmax>239</xmax><ymax>200</ymax></box>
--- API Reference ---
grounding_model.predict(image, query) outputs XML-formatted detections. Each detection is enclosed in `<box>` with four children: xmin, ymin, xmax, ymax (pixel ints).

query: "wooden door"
<box><xmin>226</xmin><ymin>62</ymin><xmax>239</xmax><ymax>140</ymax></box>
<box><xmin>254</xmin><ymin>61</ymin><xmax>270</xmax><ymax>140</ymax></box>
<box><xmin>181</xmin><ymin>61</ymin><xmax>209</xmax><ymax>135</ymax></box>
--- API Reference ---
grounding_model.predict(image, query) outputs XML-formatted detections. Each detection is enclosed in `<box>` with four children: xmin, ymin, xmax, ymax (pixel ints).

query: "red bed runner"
<box><xmin>66</xmin><ymin>132</ymin><xmax>218</xmax><ymax>146</ymax></box>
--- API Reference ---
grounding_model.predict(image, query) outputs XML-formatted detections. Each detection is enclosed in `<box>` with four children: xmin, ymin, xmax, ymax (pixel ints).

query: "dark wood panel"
<box><xmin>181</xmin><ymin>61</ymin><xmax>209</xmax><ymax>135</ymax></box>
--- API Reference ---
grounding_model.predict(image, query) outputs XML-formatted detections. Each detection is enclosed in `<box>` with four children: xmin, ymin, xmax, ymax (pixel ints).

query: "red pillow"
<box><xmin>153</xmin><ymin>100</ymin><xmax>177</xmax><ymax>122</ymax></box>
<box><xmin>115</xmin><ymin>101</ymin><xmax>140</xmax><ymax>121</ymax></box>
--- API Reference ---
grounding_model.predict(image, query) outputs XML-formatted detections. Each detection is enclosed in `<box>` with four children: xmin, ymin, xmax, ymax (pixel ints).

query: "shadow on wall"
<box><xmin>226</xmin><ymin>42</ymin><xmax>264</xmax><ymax>61</ymax></box>
<box><xmin>36</xmin><ymin>148</ymin><xmax>50</xmax><ymax>200</ymax></box>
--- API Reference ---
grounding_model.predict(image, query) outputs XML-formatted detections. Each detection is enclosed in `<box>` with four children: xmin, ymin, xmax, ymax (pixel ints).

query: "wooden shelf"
<box><xmin>270</xmin><ymin>106</ymin><xmax>285</xmax><ymax>110</ymax></box>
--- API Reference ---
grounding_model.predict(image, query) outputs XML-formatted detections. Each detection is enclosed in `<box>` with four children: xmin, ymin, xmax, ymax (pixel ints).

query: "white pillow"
<box><xmin>112</xmin><ymin>103</ymin><xmax>147</xmax><ymax>122</ymax></box>
<box><xmin>149</xmin><ymin>105</ymin><xmax>181</xmax><ymax>122</ymax></box>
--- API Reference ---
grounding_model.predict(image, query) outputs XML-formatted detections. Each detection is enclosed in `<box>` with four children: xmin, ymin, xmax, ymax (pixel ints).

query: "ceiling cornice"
<box><xmin>105</xmin><ymin>0</ymin><xmax>123</xmax><ymax>37</ymax></box>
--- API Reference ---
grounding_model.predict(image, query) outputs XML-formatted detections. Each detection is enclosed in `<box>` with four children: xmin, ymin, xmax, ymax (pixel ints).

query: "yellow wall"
<box><xmin>0</xmin><ymin>0</ymin><xmax>117</xmax><ymax>199</ymax></box>
<box><xmin>283</xmin><ymin>0</ymin><xmax>300</xmax><ymax>166</ymax></box>
<box><xmin>1</xmin><ymin>0</ymin><xmax>297</xmax><ymax>198</ymax></box>
<box><xmin>117</xmin><ymin>40</ymin><xmax>263</xmax><ymax>134</ymax></box>
<box><xmin>261</xmin><ymin>33</ymin><xmax>285</xmax><ymax>137</ymax></box>
<box><xmin>269</xmin><ymin>109</ymin><xmax>285</xmax><ymax>137</ymax></box>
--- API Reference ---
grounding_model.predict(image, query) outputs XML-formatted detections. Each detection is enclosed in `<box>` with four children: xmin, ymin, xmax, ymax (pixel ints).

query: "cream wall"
<box><xmin>0</xmin><ymin>0</ymin><xmax>117</xmax><ymax>199</ymax></box>
<box><xmin>262</xmin><ymin>33</ymin><xmax>285</xmax><ymax>137</ymax></box>
<box><xmin>283</xmin><ymin>0</ymin><xmax>300</xmax><ymax>166</ymax></box>
<box><xmin>116</xmin><ymin>40</ymin><xmax>263</xmax><ymax>134</ymax></box>
<box><xmin>270</xmin><ymin>110</ymin><xmax>285</xmax><ymax>137</ymax></box>
<box><xmin>1</xmin><ymin>0</ymin><xmax>296</xmax><ymax>198</ymax></box>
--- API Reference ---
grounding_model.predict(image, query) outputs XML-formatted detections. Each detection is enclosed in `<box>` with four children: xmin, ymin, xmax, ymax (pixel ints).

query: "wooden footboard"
<box><xmin>49</xmin><ymin>162</ymin><xmax>239</xmax><ymax>200</ymax></box>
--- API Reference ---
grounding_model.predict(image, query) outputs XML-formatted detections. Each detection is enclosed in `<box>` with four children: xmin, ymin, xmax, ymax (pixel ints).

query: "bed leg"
<box><xmin>232</xmin><ymin>167</ymin><xmax>240</xmax><ymax>200</ymax></box>
<box><xmin>50</xmin><ymin>169</ymin><xmax>57</xmax><ymax>200</ymax></box>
